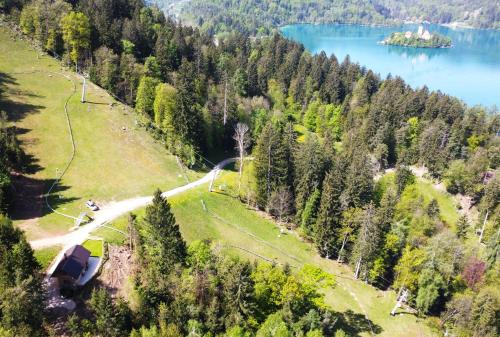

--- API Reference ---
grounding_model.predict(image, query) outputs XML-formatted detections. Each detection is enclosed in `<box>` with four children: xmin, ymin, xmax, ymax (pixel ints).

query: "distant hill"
<box><xmin>154</xmin><ymin>0</ymin><xmax>500</xmax><ymax>34</ymax></box>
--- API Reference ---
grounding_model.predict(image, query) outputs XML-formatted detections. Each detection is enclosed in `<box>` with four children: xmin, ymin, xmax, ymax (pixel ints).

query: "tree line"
<box><xmin>0</xmin><ymin>111</ymin><xmax>25</xmax><ymax>213</ymax></box>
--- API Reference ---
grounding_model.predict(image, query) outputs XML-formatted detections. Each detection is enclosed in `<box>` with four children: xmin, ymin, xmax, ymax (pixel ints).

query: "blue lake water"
<box><xmin>280</xmin><ymin>24</ymin><xmax>500</xmax><ymax>108</ymax></box>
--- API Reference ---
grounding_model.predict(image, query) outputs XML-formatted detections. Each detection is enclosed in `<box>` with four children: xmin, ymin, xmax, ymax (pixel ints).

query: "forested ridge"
<box><xmin>0</xmin><ymin>0</ymin><xmax>499</xmax><ymax>336</ymax></box>
<box><xmin>158</xmin><ymin>0</ymin><xmax>500</xmax><ymax>35</ymax></box>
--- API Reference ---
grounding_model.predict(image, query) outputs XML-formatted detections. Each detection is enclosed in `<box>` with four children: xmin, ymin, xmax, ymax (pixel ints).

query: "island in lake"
<box><xmin>382</xmin><ymin>26</ymin><xmax>452</xmax><ymax>48</ymax></box>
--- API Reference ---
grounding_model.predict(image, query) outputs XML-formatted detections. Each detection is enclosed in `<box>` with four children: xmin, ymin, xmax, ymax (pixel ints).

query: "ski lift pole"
<box><xmin>391</xmin><ymin>288</ymin><xmax>409</xmax><ymax>316</ymax></box>
<box><xmin>81</xmin><ymin>76</ymin><xmax>86</xmax><ymax>103</ymax></box>
<box><xmin>209</xmin><ymin>170</ymin><xmax>216</xmax><ymax>192</ymax></box>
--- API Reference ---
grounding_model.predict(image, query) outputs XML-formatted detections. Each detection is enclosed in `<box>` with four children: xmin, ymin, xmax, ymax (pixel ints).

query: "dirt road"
<box><xmin>30</xmin><ymin>158</ymin><xmax>235</xmax><ymax>275</ymax></box>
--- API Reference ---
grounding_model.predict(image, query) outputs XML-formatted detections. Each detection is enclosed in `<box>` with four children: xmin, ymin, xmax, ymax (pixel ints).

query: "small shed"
<box><xmin>53</xmin><ymin>245</ymin><xmax>91</xmax><ymax>287</ymax></box>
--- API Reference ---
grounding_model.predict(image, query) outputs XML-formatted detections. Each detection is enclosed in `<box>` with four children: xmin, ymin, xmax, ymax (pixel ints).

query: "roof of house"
<box><xmin>57</xmin><ymin>245</ymin><xmax>91</xmax><ymax>280</ymax></box>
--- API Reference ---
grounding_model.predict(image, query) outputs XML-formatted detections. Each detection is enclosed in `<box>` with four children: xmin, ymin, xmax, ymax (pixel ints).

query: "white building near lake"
<box><xmin>417</xmin><ymin>25</ymin><xmax>424</xmax><ymax>36</ymax></box>
<box><xmin>416</xmin><ymin>25</ymin><xmax>431</xmax><ymax>40</ymax></box>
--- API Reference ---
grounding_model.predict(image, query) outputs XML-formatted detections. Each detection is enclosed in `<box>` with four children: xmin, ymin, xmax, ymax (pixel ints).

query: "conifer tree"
<box><xmin>314</xmin><ymin>164</ymin><xmax>344</xmax><ymax>258</ymax></box>
<box><xmin>300</xmin><ymin>188</ymin><xmax>321</xmax><ymax>236</ymax></box>
<box><xmin>0</xmin><ymin>216</ymin><xmax>43</xmax><ymax>336</ymax></box>
<box><xmin>456</xmin><ymin>215</ymin><xmax>469</xmax><ymax>239</ymax></box>
<box><xmin>173</xmin><ymin>59</ymin><xmax>204</xmax><ymax>153</ymax></box>
<box><xmin>281</xmin><ymin>122</ymin><xmax>296</xmax><ymax>189</ymax></box>
<box><xmin>341</xmin><ymin>152</ymin><xmax>373</xmax><ymax>209</ymax></box>
<box><xmin>350</xmin><ymin>203</ymin><xmax>380</xmax><ymax>280</ymax></box>
<box><xmin>142</xmin><ymin>189</ymin><xmax>186</xmax><ymax>275</ymax></box>
<box><xmin>253</xmin><ymin>123</ymin><xmax>293</xmax><ymax>207</ymax></box>
<box><xmin>89</xmin><ymin>288</ymin><xmax>131</xmax><ymax>337</ymax></box>
<box><xmin>294</xmin><ymin>136</ymin><xmax>326</xmax><ymax>221</ymax></box>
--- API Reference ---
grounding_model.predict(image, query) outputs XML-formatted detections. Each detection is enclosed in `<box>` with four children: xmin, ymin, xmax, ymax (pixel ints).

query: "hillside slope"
<box><xmin>0</xmin><ymin>27</ymin><xmax>192</xmax><ymax>240</ymax></box>
<box><xmin>107</xmin><ymin>169</ymin><xmax>440</xmax><ymax>337</ymax></box>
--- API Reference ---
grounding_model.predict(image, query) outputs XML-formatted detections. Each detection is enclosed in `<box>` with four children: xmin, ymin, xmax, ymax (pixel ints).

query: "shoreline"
<box><xmin>279</xmin><ymin>21</ymin><xmax>499</xmax><ymax>32</ymax></box>
<box><xmin>378</xmin><ymin>40</ymin><xmax>453</xmax><ymax>49</ymax></box>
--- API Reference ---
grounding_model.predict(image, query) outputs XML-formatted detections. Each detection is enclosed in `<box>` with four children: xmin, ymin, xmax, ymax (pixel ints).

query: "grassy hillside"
<box><xmin>414</xmin><ymin>180</ymin><xmax>459</xmax><ymax>226</ymax></box>
<box><xmin>34</xmin><ymin>245</ymin><xmax>61</xmax><ymax>269</ymax></box>
<box><xmin>0</xmin><ymin>27</ymin><xmax>194</xmax><ymax>240</ymax></box>
<box><xmin>107</xmin><ymin>168</ymin><xmax>438</xmax><ymax>337</ymax></box>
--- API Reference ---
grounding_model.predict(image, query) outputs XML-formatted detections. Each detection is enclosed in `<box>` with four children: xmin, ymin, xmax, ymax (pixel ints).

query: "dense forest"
<box><xmin>157</xmin><ymin>0</ymin><xmax>500</xmax><ymax>35</ymax></box>
<box><xmin>0</xmin><ymin>0</ymin><xmax>499</xmax><ymax>336</ymax></box>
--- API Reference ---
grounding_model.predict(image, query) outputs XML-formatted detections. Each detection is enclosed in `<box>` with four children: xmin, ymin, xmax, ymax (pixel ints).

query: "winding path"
<box><xmin>30</xmin><ymin>158</ymin><xmax>236</xmax><ymax>275</ymax></box>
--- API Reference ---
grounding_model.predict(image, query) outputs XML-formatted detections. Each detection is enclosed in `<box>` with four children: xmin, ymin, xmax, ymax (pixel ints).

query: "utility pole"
<box><xmin>81</xmin><ymin>76</ymin><xmax>87</xmax><ymax>103</ymax></box>
<box><xmin>391</xmin><ymin>287</ymin><xmax>409</xmax><ymax>316</ymax></box>
<box><xmin>208</xmin><ymin>167</ymin><xmax>218</xmax><ymax>192</ymax></box>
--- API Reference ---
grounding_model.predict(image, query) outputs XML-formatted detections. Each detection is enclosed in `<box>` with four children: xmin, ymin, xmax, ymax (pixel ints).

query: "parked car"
<box><xmin>85</xmin><ymin>200</ymin><xmax>99</xmax><ymax>211</ymax></box>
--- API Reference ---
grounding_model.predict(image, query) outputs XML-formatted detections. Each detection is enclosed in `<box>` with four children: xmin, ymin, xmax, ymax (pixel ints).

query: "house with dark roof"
<box><xmin>53</xmin><ymin>245</ymin><xmax>91</xmax><ymax>287</ymax></box>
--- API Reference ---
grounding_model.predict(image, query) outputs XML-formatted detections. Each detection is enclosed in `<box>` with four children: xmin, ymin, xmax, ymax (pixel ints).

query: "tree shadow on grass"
<box><xmin>336</xmin><ymin>309</ymin><xmax>383</xmax><ymax>336</ymax></box>
<box><xmin>9</xmin><ymin>174</ymin><xmax>78</xmax><ymax>221</ymax></box>
<box><xmin>6</xmin><ymin>86</ymin><xmax>43</xmax><ymax>98</ymax></box>
<box><xmin>0</xmin><ymin>71</ymin><xmax>45</xmax><ymax>122</ymax></box>
<box><xmin>13</xmin><ymin>126</ymin><xmax>44</xmax><ymax>174</ymax></box>
<box><xmin>0</xmin><ymin>72</ymin><xmax>16</xmax><ymax>88</ymax></box>
<box><xmin>85</xmin><ymin>100</ymin><xmax>109</xmax><ymax>105</ymax></box>
<box><xmin>0</xmin><ymin>99</ymin><xmax>45</xmax><ymax>122</ymax></box>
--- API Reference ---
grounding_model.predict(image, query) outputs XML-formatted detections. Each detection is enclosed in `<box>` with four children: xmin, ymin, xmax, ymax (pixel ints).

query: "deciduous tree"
<box><xmin>135</xmin><ymin>76</ymin><xmax>159</xmax><ymax>118</ymax></box>
<box><xmin>233</xmin><ymin>122</ymin><xmax>250</xmax><ymax>193</ymax></box>
<box><xmin>60</xmin><ymin>11</ymin><xmax>90</xmax><ymax>69</ymax></box>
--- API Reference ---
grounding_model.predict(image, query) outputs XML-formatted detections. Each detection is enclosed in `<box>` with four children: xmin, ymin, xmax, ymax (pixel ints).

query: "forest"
<box><xmin>0</xmin><ymin>0</ymin><xmax>499</xmax><ymax>336</ymax></box>
<box><xmin>158</xmin><ymin>0</ymin><xmax>500</xmax><ymax>35</ymax></box>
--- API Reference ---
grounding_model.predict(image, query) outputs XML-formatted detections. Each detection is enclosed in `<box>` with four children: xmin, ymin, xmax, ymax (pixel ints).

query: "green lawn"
<box><xmin>92</xmin><ymin>219</ymin><xmax>129</xmax><ymax>245</ymax></box>
<box><xmin>108</xmin><ymin>169</ymin><xmax>437</xmax><ymax>337</ymax></box>
<box><xmin>415</xmin><ymin>180</ymin><xmax>459</xmax><ymax>226</ymax></box>
<box><xmin>34</xmin><ymin>245</ymin><xmax>61</xmax><ymax>270</ymax></box>
<box><xmin>83</xmin><ymin>239</ymin><xmax>104</xmax><ymax>257</ymax></box>
<box><xmin>375</xmin><ymin>171</ymin><xmax>459</xmax><ymax>227</ymax></box>
<box><xmin>0</xmin><ymin>27</ymin><xmax>200</xmax><ymax>240</ymax></box>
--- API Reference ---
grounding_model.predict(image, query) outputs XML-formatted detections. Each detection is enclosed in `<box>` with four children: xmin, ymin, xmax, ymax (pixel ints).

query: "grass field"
<box><xmin>0</xmin><ymin>27</ymin><xmax>199</xmax><ymax>240</ymax></box>
<box><xmin>376</xmin><ymin>171</ymin><xmax>459</xmax><ymax>227</ymax></box>
<box><xmin>83</xmin><ymin>239</ymin><xmax>104</xmax><ymax>257</ymax></box>
<box><xmin>415</xmin><ymin>180</ymin><xmax>459</xmax><ymax>226</ymax></box>
<box><xmin>107</xmin><ymin>169</ymin><xmax>438</xmax><ymax>337</ymax></box>
<box><xmin>92</xmin><ymin>220</ymin><xmax>129</xmax><ymax>245</ymax></box>
<box><xmin>34</xmin><ymin>245</ymin><xmax>61</xmax><ymax>270</ymax></box>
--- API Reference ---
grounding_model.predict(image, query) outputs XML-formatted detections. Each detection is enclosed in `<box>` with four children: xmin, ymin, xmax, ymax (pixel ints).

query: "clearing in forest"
<box><xmin>0</xmin><ymin>27</ymin><xmax>194</xmax><ymax>240</ymax></box>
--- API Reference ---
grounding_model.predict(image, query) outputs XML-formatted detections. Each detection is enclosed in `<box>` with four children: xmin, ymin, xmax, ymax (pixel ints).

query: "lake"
<box><xmin>280</xmin><ymin>23</ymin><xmax>500</xmax><ymax>108</ymax></box>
